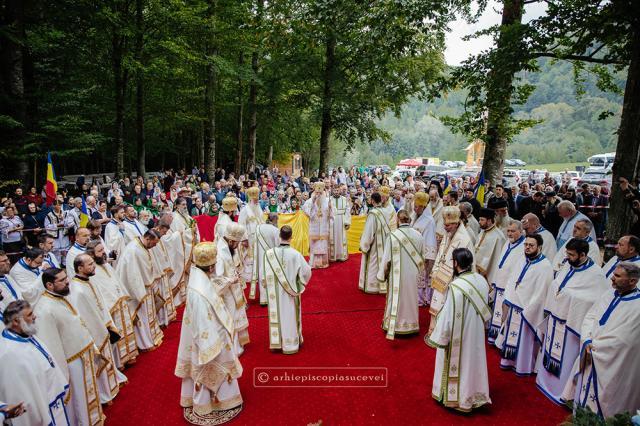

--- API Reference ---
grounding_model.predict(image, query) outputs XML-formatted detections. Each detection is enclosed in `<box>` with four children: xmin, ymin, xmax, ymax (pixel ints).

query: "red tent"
<box><xmin>398</xmin><ymin>158</ymin><xmax>421</xmax><ymax>167</ymax></box>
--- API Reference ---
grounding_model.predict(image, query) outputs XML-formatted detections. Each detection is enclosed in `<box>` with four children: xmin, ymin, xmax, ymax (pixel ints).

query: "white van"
<box><xmin>587</xmin><ymin>153</ymin><xmax>615</xmax><ymax>168</ymax></box>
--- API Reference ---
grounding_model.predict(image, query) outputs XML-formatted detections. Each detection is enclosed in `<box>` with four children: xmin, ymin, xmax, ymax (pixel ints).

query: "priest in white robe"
<box><xmin>378</xmin><ymin>185</ymin><xmax>398</xmax><ymax>232</ymax></box>
<box><xmin>474</xmin><ymin>208</ymin><xmax>507</xmax><ymax>280</ymax></box>
<box><xmin>521</xmin><ymin>213</ymin><xmax>557</xmax><ymax>261</ymax></box>
<box><xmin>428</xmin><ymin>206</ymin><xmax>474</xmax><ymax>334</ymax></box>
<box><xmin>565</xmin><ymin>262</ymin><xmax>640</xmax><ymax>418</ymax></box>
<box><xmin>553</xmin><ymin>220</ymin><xmax>602</xmax><ymax>272</ymax></box>
<box><xmin>122</xmin><ymin>205</ymin><xmax>147</xmax><ymax>245</ymax></box>
<box><xmin>0</xmin><ymin>252</ymin><xmax>22</xmax><ymax>322</ymax></box>
<box><xmin>86</xmin><ymin>241</ymin><xmax>138</xmax><ymax>369</ymax></box>
<box><xmin>116</xmin><ymin>229</ymin><xmax>164</xmax><ymax>351</ymax></box>
<box><xmin>459</xmin><ymin>202</ymin><xmax>479</xmax><ymax>245</ymax></box>
<box><xmin>250</xmin><ymin>212</ymin><xmax>280</xmax><ymax>305</ymax></box>
<box><xmin>34</xmin><ymin>268</ymin><xmax>104</xmax><ymax>426</ymax></box>
<box><xmin>156</xmin><ymin>212</ymin><xmax>187</xmax><ymax>307</ymax></box>
<box><xmin>40</xmin><ymin>234</ymin><xmax>62</xmax><ymax>269</ymax></box>
<box><xmin>65</xmin><ymin>227</ymin><xmax>90</xmax><ymax>279</ymax></box>
<box><xmin>496</xmin><ymin>234</ymin><xmax>553</xmax><ymax>376</ymax></box>
<box><xmin>536</xmin><ymin>238</ymin><xmax>606</xmax><ymax>405</ymax></box>
<box><xmin>556</xmin><ymin>201</ymin><xmax>596</xmax><ymax>250</ymax></box>
<box><xmin>358</xmin><ymin>193</ymin><xmax>390</xmax><ymax>294</ymax></box>
<box><xmin>601</xmin><ymin>235</ymin><xmax>640</xmax><ymax>280</ymax></box>
<box><xmin>175</xmin><ymin>242</ymin><xmax>243</xmax><ymax>416</ymax></box>
<box><xmin>216</xmin><ymin>223</ymin><xmax>250</xmax><ymax>355</ymax></box>
<box><xmin>488</xmin><ymin>219</ymin><xmax>525</xmax><ymax>344</ymax></box>
<box><xmin>9</xmin><ymin>247</ymin><xmax>44</xmax><ymax>293</ymax></box>
<box><xmin>70</xmin><ymin>254</ymin><xmax>127</xmax><ymax>403</ymax></box>
<box><xmin>378</xmin><ymin>211</ymin><xmax>424</xmax><ymax>339</ymax></box>
<box><xmin>0</xmin><ymin>300</ymin><xmax>70</xmax><ymax>426</ymax></box>
<box><xmin>329</xmin><ymin>185</ymin><xmax>351</xmax><ymax>262</ymax></box>
<box><xmin>302</xmin><ymin>182</ymin><xmax>332</xmax><ymax>269</ymax></box>
<box><xmin>150</xmin><ymin>222</ymin><xmax>177</xmax><ymax>326</ymax></box>
<box><xmin>238</xmin><ymin>186</ymin><xmax>264</xmax><ymax>278</ymax></box>
<box><xmin>428</xmin><ymin>189</ymin><xmax>445</xmax><ymax>243</ymax></box>
<box><xmin>104</xmin><ymin>205</ymin><xmax>127</xmax><ymax>268</ymax></box>
<box><xmin>215</xmin><ymin>196</ymin><xmax>237</xmax><ymax>242</ymax></box>
<box><xmin>171</xmin><ymin>198</ymin><xmax>200</xmax><ymax>305</ymax></box>
<box><xmin>411</xmin><ymin>192</ymin><xmax>437</xmax><ymax>306</ymax></box>
<box><xmin>265</xmin><ymin>225</ymin><xmax>312</xmax><ymax>354</ymax></box>
<box><xmin>427</xmin><ymin>248</ymin><xmax>492</xmax><ymax>412</ymax></box>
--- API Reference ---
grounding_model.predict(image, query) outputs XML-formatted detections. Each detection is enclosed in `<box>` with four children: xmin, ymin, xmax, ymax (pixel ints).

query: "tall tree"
<box><xmin>204</xmin><ymin>0</ymin><xmax>217</xmax><ymax>179</ymax></box>
<box><xmin>135</xmin><ymin>0</ymin><xmax>146</xmax><ymax>177</ymax></box>
<box><xmin>235</xmin><ymin>53</ymin><xmax>244</xmax><ymax>175</ymax></box>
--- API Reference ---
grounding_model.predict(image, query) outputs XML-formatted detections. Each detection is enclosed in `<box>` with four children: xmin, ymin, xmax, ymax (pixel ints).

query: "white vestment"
<box><xmin>601</xmin><ymin>254</ymin><xmax>640</xmax><ymax>279</ymax></box>
<box><xmin>9</xmin><ymin>258</ymin><xmax>42</xmax><ymax>293</ymax></box>
<box><xmin>378</xmin><ymin>225</ymin><xmax>424</xmax><ymax>338</ymax></box>
<box><xmin>380</xmin><ymin>199</ymin><xmax>398</xmax><ymax>231</ymax></box>
<box><xmin>412</xmin><ymin>210</ymin><xmax>438</xmax><ymax>306</ymax></box>
<box><xmin>534</xmin><ymin>226</ymin><xmax>557</xmax><ymax>261</ymax></box>
<box><xmin>0</xmin><ymin>275</ymin><xmax>22</xmax><ymax>309</ymax></box>
<box><xmin>474</xmin><ymin>225</ymin><xmax>507</xmax><ymax>279</ymax></box>
<box><xmin>122</xmin><ymin>218</ymin><xmax>147</xmax><ymax>245</ymax></box>
<box><xmin>496</xmin><ymin>254</ymin><xmax>553</xmax><ymax>375</ymax></box>
<box><xmin>329</xmin><ymin>196</ymin><xmax>351</xmax><ymax>262</ymax></box>
<box><xmin>566</xmin><ymin>288</ymin><xmax>640</xmax><ymax>418</ymax></box>
<box><xmin>175</xmin><ymin>267</ymin><xmax>243</xmax><ymax>414</ymax></box>
<box><xmin>91</xmin><ymin>264</ymin><xmax>138</xmax><ymax>368</ymax></box>
<box><xmin>216</xmin><ymin>238</ymin><xmax>249</xmax><ymax>355</ymax></box>
<box><xmin>0</xmin><ymin>329</ymin><xmax>70</xmax><ymax>426</ymax></box>
<box><xmin>427</xmin><ymin>272</ymin><xmax>492</xmax><ymax>412</ymax></box>
<box><xmin>43</xmin><ymin>252</ymin><xmax>61</xmax><ymax>269</ymax></box>
<box><xmin>150</xmin><ymin>240</ymin><xmax>177</xmax><ymax>326</ymax></box>
<box><xmin>487</xmin><ymin>236</ymin><xmax>525</xmax><ymax>344</ymax></box>
<box><xmin>104</xmin><ymin>220</ymin><xmax>126</xmax><ymax>268</ymax></box>
<box><xmin>428</xmin><ymin>199</ymin><xmax>445</xmax><ymax>239</ymax></box>
<box><xmin>68</xmin><ymin>277</ymin><xmax>126</xmax><ymax>403</ymax></box>
<box><xmin>33</xmin><ymin>291</ymin><xmax>104</xmax><ymax>426</ymax></box>
<box><xmin>116</xmin><ymin>238</ymin><xmax>163</xmax><ymax>350</ymax></box>
<box><xmin>429</xmin><ymin>224</ymin><xmax>474</xmax><ymax>317</ymax></box>
<box><xmin>535</xmin><ymin>259</ymin><xmax>606</xmax><ymax>404</ymax></box>
<box><xmin>264</xmin><ymin>244</ymin><xmax>312</xmax><ymax>354</ymax></box>
<box><xmin>552</xmin><ymin>237</ymin><xmax>602</xmax><ymax>272</ymax></box>
<box><xmin>214</xmin><ymin>213</ymin><xmax>234</xmax><ymax>242</ymax></box>
<box><xmin>302</xmin><ymin>195</ymin><xmax>331</xmax><ymax>268</ymax></box>
<box><xmin>250</xmin><ymin>223</ymin><xmax>280</xmax><ymax>305</ymax></box>
<box><xmin>358</xmin><ymin>208</ymin><xmax>391</xmax><ymax>294</ymax></box>
<box><xmin>65</xmin><ymin>242</ymin><xmax>86</xmax><ymax>279</ymax></box>
<box><xmin>171</xmin><ymin>211</ymin><xmax>200</xmax><ymax>306</ymax></box>
<box><xmin>161</xmin><ymin>228</ymin><xmax>188</xmax><ymax>306</ymax></box>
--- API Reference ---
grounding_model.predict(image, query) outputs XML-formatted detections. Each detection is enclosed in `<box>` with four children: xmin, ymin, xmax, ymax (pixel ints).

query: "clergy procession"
<box><xmin>1</xmin><ymin>165</ymin><xmax>639</xmax><ymax>425</ymax></box>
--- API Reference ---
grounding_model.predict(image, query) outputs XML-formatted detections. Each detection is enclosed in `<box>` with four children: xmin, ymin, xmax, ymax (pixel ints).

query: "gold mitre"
<box><xmin>443</xmin><ymin>206</ymin><xmax>461</xmax><ymax>224</ymax></box>
<box><xmin>221</xmin><ymin>196</ymin><xmax>238</xmax><ymax>212</ymax></box>
<box><xmin>193</xmin><ymin>242</ymin><xmax>217</xmax><ymax>267</ymax></box>
<box><xmin>224</xmin><ymin>223</ymin><xmax>246</xmax><ymax>242</ymax></box>
<box><xmin>414</xmin><ymin>191</ymin><xmax>428</xmax><ymax>207</ymax></box>
<box><xmin>246</xmin><ymin>186</ymin><xmax>260</xmax><ymax>200</ymax></box>
<box><xmin>379</xmin><ymin>185</ymin><xmax>391</xmax><ymax>197</ymax></box>
<box><xmin>314</xmin><ymin>181</ymin><xmax>325</xmax><ymax>192</ymax></box>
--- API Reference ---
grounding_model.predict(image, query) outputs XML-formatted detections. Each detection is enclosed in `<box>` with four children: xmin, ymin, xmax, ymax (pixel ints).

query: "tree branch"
<box><xmin>530</xmin><ymin>52</ymin><xmax>625</xmax><ymax>65</ymax></box>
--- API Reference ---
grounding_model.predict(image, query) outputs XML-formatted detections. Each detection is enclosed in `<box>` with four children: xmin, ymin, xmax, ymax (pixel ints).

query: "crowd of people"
<box><xmin>0</xmin><ymin>164</ymin><xmax>638</xmax><ymax>424</ymax></box>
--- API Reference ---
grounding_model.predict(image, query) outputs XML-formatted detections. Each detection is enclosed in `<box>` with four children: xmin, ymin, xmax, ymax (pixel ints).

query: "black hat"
<box><xmin>479</xmin><ymin>208</ymin><xmax>496</xmax><ymax>219</ymax></box>
<box><xmin>492</xmin><ymin>199</ymin><xmax>508</xmax><ymax>209</ymax></box>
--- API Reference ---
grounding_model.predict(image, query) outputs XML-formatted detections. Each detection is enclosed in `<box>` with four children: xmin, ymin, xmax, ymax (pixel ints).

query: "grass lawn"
<box><xmin>525</xmin><ymin>162</ymin><xmax>589</xmax><ymax>172</ymax></box>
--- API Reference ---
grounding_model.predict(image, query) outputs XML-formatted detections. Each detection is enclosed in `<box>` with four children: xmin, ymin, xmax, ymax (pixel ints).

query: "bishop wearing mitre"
<box><xmin>329</xmin><ymin>184</ymin><xmax>351</xmax><ymax>262</ymax></box>
<box><xmin>175</xmin><ymin>241</ymin><xmax>243</xmax><ymax>418</ymax></box>
<box><xmin>170</xmin><ymin>198</ymin><xmax>200</xmax><ymax>305</ymax></box>
<box><xmin>250</xmin><ymin>212</ymin><xmax>280</xmax><ymax>305</ymax></box>
<box><xmin>302</xmin><ymin>182</ymin><xmax>332</xmax><ymax>269</ymax></box>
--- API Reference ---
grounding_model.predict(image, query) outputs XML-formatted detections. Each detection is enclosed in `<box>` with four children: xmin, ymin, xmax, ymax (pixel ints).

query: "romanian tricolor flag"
<box><xmin>45</xmin><ymin>152</ymin><xmax>58</xmax><ymax>206</ymax></box>
<box><xmin>79</xmin><ymin>196</ymin><xmax>90</xmax><ymax>227</ymax></box>
<box><xmin>474</xmin><ymin>170</ymin><xmax>486</xmax><ymax>205</ymax></box>
<box><xmin>443</xmin><ymin>174</ymin><xmax>452</xmax><ymax>195</ymax></box>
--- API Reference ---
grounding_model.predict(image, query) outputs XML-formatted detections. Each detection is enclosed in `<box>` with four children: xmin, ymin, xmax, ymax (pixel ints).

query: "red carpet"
<box><xmin>104</xmin><ymin>254</ymin><xmax>569</xmax><ymax>425</ymax></box>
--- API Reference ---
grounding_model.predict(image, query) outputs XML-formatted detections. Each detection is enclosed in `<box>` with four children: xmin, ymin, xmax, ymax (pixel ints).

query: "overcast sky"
<box><xmin>444</xmin><ymin>1</ymin><xmax>547</xmax><ymax>66</ymax></box>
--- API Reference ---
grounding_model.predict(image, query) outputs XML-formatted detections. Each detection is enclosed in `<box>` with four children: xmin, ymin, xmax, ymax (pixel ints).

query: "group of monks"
<box><xmin>357</xmin><ymin>181</ymin><xmax>640</xmax><ymax>417</ymax></box>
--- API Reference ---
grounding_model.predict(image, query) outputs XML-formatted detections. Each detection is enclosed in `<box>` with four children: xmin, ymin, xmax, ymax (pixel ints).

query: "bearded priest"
<box><xmin>175</xmin><ymin>242</ymin><xmax>243</xmax><ymax>419</ymax></box>
<box><xmin>302</xmin><ymin>182</ymin><xmax>332</xmax><ymax>269</ymax></box>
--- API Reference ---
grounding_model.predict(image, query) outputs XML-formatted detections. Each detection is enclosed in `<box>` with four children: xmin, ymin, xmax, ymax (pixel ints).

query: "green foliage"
<box><xmin>561</xmin><ymin>406</ymin><xmax>633</xmax><ymax>426</ymax></box>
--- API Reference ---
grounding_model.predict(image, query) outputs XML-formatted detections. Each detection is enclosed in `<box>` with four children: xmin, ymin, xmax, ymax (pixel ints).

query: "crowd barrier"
<box><xmin>194</xmin><ymin>211</ymin><xmax>366</xmax><ymax>256</ymax></box>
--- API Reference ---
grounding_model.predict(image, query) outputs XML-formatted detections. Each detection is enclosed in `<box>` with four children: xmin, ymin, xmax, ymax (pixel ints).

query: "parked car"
<box><xmin>502</xmin><ymin>169</ymin><xmax>519</xmax><ymax>187</ymax></box>
<box><xmin>504</xmin><ymin>159</ymin><xmax>516</xmax><ymax>166</ymax></box>
<box><xmin>416</xmin><ymin>164</ymin><xmax>449</xmax><ymax>177</ymax></box>
<box><xmin>511</xmin><ymin>159</ymin><xmax>526</xmax><ymax>166</ymax></box>
<box><xmin>577</xmin><ymin>169</ymin><xmax>612</xmax><ymax>188</ymax></box>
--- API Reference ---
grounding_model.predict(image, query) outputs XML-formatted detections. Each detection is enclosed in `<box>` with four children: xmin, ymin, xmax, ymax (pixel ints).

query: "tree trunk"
<box><xmin>2</xmin><ymin>0</ymin><xmax>29</xmax><ymax>183</ymax></box>
<box><xmin>112</xmin><ymin>26</ymin><xmax>128</xmax><ymax>179</ymax></box>
<box><xmin>235</xmin><ymin>53</ymin><xmax>244</xmax><ymax>175</ymax></box>
<box><xmin>605</xmin><ymin>28</ymin><xmax>640</xmax><ymax>259</ymax></box>
<box><xmin>319</xmin><ymin>33</ymin><xmax>337</xmax><ymax>175</ymax></box>
<box><xmin>204</xmin><ymin>0</ymin><xmax>217</xmax><ymax>179</ymax></box>
<box><xmin>247</xmin><ymin>52</ymin><xmax>258</xmax><ymax>173</ymax></box>
<box><xmin>135</xmin><ymin>0</ymin><xmax>145</xmax><ymax>178</ymax></box>
<box><xmin>481</xmin><ymin>0</ymin><xmax>523</xmax><ymax>187</ymax></box>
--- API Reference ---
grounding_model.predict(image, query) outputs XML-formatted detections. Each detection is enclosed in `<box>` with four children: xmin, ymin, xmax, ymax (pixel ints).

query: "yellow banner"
<box><xmin>268</xmin><ymin>211</ymin><xmax>366</xmax><ymax>256</ymax></box>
